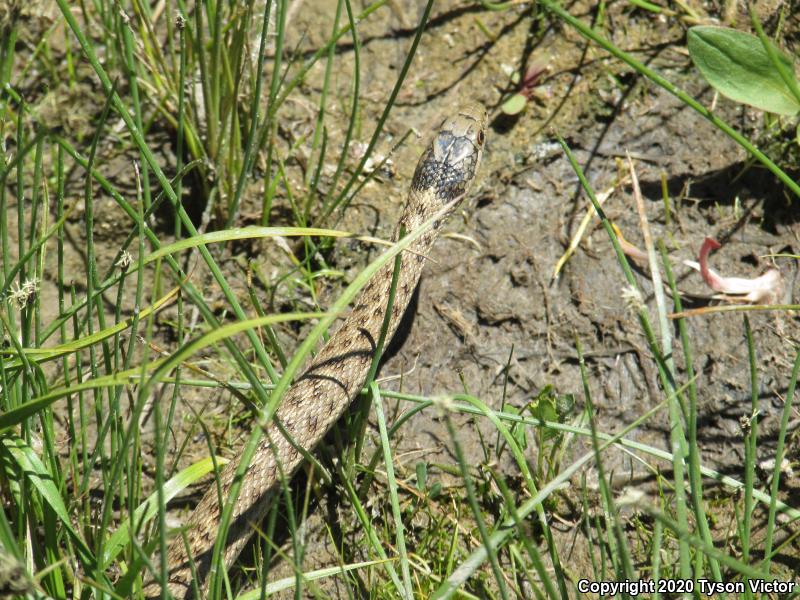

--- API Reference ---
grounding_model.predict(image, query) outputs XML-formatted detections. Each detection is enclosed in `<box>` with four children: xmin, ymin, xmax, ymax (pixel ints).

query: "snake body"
<box><xmin>147</xmin><ymin>103</ymin><xmax>487</xmax><ymax>598</ymax></box>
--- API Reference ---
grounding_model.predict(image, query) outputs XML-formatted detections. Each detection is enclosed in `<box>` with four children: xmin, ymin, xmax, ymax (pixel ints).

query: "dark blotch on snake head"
<box><xmin>411</xmin><ymin>103</ymin><xmax>487</xmax><ymax>202</ymax></box>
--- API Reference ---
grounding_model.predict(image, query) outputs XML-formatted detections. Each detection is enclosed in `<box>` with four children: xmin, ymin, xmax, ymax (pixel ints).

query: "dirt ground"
<box><xmin>275</xmin><ymin>0</ymin><xmax>800</xmax><ymax>508</ymax></box>
<box><xmin>7</xmin><ymin>0</ymin><xmax>800</xmax><ymax>592</ymax></box>
<box><xmin>248</xmin><ymin>0</ymin><xmax>800</xmax><ymax>584</ymax></box>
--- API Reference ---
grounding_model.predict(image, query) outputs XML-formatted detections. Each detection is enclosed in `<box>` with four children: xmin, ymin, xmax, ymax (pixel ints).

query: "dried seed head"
<box><xmin>621</xmin><ymin>285</ymin><xmax>644</xmax><ymax>314</ymax></box>
<box><xmin>9</xmin><ymin>278</ymin><xmax>38</xmax><ymax>310</ymax></box>
<box><xmin>116</xmin><ymin>251</ymin><xmax>134</xmax><ymax>271</ymax></box>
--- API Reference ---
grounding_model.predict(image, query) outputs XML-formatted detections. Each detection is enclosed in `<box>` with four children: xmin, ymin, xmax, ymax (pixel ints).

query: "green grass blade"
<box><xmin>371</xmin><ymin>382</ymin><xmax>412</xmax><ymax>599</ymax></box>
<box><xmin>103</xmin><ymin>456</ymin><xmax>229</xmax><ymax>564</ymax></box>
<box><xmin>539</xmin><ymin>0</ymin><xmax>800</xmax><ymax>200</ymax></box>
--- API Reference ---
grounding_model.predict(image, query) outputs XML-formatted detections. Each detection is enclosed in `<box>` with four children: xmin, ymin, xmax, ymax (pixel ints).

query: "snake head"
<box><xmin>411</xmin><ymin>102</ymin><xmax>488</xmax><ymax>202</ymax></box>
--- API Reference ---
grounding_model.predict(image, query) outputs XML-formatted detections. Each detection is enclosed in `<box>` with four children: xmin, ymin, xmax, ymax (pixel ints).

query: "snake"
<box><xmin>145</xmin><ymin>102</ymin><xmax>488</xmax><ymax>598</ymax></box>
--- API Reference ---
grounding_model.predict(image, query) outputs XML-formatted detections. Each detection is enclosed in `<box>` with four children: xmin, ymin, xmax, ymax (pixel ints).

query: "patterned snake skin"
<box><xmin>144</xmin><ymin>102</ymin><xmax>488</xmax><ymax>598</ymax></box>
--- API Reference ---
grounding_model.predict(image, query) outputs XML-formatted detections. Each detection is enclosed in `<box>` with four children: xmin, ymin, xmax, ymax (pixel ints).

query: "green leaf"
<box><xmin>235</xmin><ymin>559</ymin><xmax>394</xmax><ymax>599</ymax></box>
<box><xmin>501</xmin><ymin>94</ymin><xmax>527</xmax><ymax>115</ymax></box>
<box><xmin>688</xmin><ymin>26</ymin><xmax>800</xmax><ymax>116</ymax></box>
<box><xmin>415</xmin><ymin>462</ymin><xmax>428</xmax><ymax>491</ymax></box>
<box><xmin>103</xmin><ymin>456</ymin><xmax>227</xmax><ymax>564</ymax></box>
<box><xmin>1</xmin><ymin>436</ymin><xmax>97</xmax><ymax>569</ymax></box>
<box><xmin>504</xmin><ymin>404</ymin><xmax>528</xmax><ymax>451</ymax></box>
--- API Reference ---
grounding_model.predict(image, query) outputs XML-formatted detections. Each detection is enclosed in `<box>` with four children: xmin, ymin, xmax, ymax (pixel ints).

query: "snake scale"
<box><xmin>145</xmin><ymin>102</ymin><xmax>487</xmax><ymax>598</ymax></box>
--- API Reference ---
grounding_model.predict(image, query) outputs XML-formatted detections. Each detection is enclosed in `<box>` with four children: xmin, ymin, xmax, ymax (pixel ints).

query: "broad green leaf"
<box><xmin>236</xmin><ymin>559</ymin><xmax>394</xmax><ymax>599</ymax></box>
<box><xmin>501</xmin><ymin>93</ymin><xmax>527</xmax><ymax>115</ymax></box>
<box><xmin>688</xmin><ymin>26</ymin><xmax>800</xmax><ymax>116</ymax></box>
<box><xmin>415</xmin><ymin>461</ymin><xmax>428</xmax><ymax>491</ymax></box>
<box><xmin>103</xmin><ymin>456</ymin><xmax>228</xmax><ymax>564</ymax></box>
<box><xmin>0</xmin><ymin>436</ymin><xmax>96</xmax><ymax>568</ymax></box>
